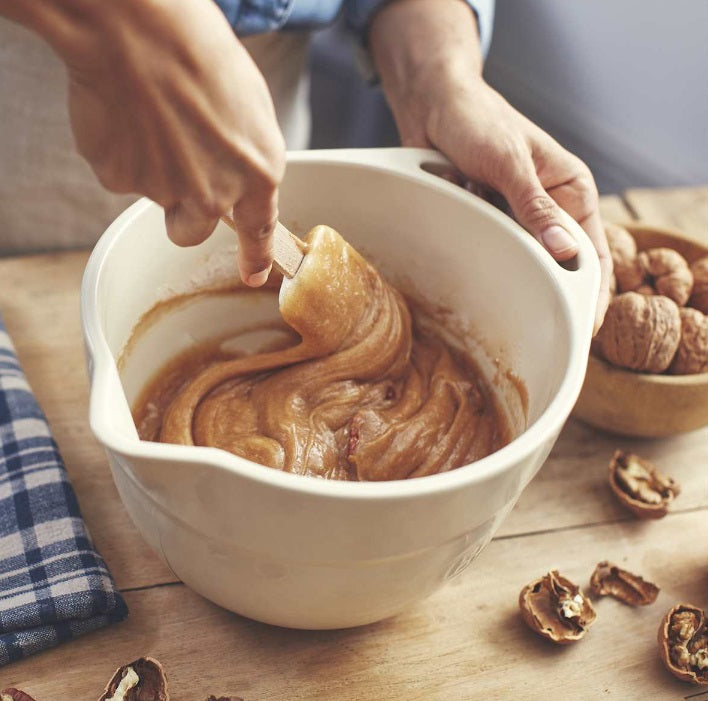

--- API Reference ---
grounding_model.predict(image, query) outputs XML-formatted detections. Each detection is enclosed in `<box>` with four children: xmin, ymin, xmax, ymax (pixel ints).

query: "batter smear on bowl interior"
<box><xmin>134</xmin><ymin>225</ymin><xmax>509</xmax><ymax>481</ymax></box>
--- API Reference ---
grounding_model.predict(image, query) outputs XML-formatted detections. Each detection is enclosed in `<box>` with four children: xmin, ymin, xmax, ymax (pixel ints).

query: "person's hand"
<box><xmin>7</xmin><ymin>0</ymin><xmax>285</xmax><ymax>285</ymax></box>
<box><xmin>369</xmin><ymin>0</ymin><xmax>612</xmax><ymax>331</ymax></box>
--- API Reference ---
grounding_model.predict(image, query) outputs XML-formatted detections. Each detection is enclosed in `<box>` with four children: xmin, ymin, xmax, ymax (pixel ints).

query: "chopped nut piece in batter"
<box><xmin>659</xmin><ymin>604</ymin><xmax>708</xmax><ymax>685</ymax></box>
<box><xmin>519</xmin><ymin>570</ymin><xmax>597</xmax><ymax>644</ymax></box>
<box><xmin>609</xmin><ymin>450</ymin><xmax>680</xmax><ymax>519</ymax></box>
<box><xmin>589</xmin><ymin>561</ymin><xmax>659</xmax><ymax>605</ymax></box>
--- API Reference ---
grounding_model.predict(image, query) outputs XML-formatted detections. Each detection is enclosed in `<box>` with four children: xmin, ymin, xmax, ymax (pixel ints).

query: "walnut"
<box><xmin>609</xmin><ymin>450</ymin><xmax>680</xmax><ymax>519</ymax></box>
<box><xmin>658</xmin><ymin>604</ymin><xmax>708</xmax><ymax>685</ymax></box>
<box><xmin>604</xmin><ymin>223</ymin><xmax>644</xmax><ymax>292</ymax></box>
<box><xmin>669</xmin><ymin>307</ymin><xmax>708</xmax><ymax>374</ymax></box>
<box><xmin>589</xmin><ymin>561</ymin><xmax>659</xmax><ymax>605</ymax></box>
<box><xmin>594</xmin><ymin>292</ymin><xmax>681</xmax><ymax>373</ymax></box>
<box><xmin>519</xmin><ymin>570</ymin><xmax>597</xmax><ymax>644</ymax></box>
<box><xmin>99</xmin><ymin>658</ymin><xmax>168</xmax><ymax>701</ymax></box>
<box><xmin>689</xmin><ymin>256</ymin><xmax>708</xmax><ymax>313</ymax></box>
<box><xmin>636</xmin><ymin>248</ymin><xmax>693</xmax><ymax>306</ymax></box>
<box><xmin>1</xmin><ymin>691</ymin><xmax>38</xmax><ymax>701</ymax></box>
<box><xmin>206</xmin><ymin>697</ymin><xmax>244</xmax><ymax>701</ymax></box>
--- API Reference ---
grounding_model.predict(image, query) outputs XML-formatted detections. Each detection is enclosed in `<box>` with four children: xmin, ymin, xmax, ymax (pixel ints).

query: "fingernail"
<box><xmin>541</xmin><ymin>225</ymin><xmax>578</xmax><ymax>255</ymax></box>
<box><xmin>246</xmin><ymin>267</ymin><xmax>271</xmax><ymax>287</ymax></box>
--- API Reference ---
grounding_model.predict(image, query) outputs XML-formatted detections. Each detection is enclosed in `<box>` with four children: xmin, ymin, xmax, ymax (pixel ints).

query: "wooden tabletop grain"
<box><xmin>1</xmin><ymin>188</ymin><xmax>707</xmax><ymax>701</ymax></box>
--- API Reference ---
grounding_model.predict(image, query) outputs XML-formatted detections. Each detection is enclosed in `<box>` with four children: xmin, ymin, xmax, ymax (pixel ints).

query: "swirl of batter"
<box><xmin>158</xmin><ymin>225</ymin><xmax>504</xmax><ymax>480</ymax></box>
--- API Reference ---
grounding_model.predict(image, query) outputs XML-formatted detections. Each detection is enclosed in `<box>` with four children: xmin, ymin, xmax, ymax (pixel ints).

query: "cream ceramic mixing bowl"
<box><xmin>82</xmin><ymin>148</ymin><xmax>599</xmax><ymax>629</ymax></box>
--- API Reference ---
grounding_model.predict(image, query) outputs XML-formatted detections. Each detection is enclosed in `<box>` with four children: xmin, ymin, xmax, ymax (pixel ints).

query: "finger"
<box><xmin>231</xmin><ymin>185</ymin><xmax>278</xmax><ymax>287</ymax></box>
<box><xmin>165</xmin><ymin>200</ymin><xmax>219</xmax><ymax>247</ymax></box>
<box><xmin>580</xmin><ymin>210</ymin><xmax>613</xmax><ymax>334</ymax></box>
<box><xmin>496</xmin><ymin>155</ymin><xmax>579</xmax><ymax>261</ymax></box>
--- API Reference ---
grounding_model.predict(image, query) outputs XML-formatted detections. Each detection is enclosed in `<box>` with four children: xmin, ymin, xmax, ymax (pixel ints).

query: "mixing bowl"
<box><xmin>81</xmin><ymin>148</ymin><xmax>600</xmax><ymax>629</ymax></box>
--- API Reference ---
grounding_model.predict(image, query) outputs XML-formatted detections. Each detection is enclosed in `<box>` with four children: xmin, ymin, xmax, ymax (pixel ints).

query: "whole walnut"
<box><xmin>689</xmin><ymin>256</ymin><xmax>708</xmax><ymax>314</ymax></box>
<box><xmin>595</xmin><ymin>292</ymin><xmax>681</xmax><ymax>373</ymax></box>
<box><xmin>604</xmin><ymin>223</ymin><xmax>644</xmax><ymax>293</ymax></box>
<box><xmin>636</xmin><ymin>248</ymin><xmax>693</xmax><ymax>306</ymax></box>
<box><xmin>669</xmin><ymin>307</ymin><xmax>708</xmax><ymax>374</ymax></box>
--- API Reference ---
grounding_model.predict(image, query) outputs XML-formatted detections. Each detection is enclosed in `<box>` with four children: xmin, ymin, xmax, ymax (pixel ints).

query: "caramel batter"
<box><xmin>133</xmin><ymin>225</ymin><xmax>509</xmax><ymax>480</ymax></box>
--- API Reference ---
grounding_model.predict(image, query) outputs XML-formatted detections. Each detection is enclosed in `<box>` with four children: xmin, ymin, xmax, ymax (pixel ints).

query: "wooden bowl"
<box><xmin>573</xmin><ymin>223</ymin><xmax>708</xmax><ymax>437</ymax></box>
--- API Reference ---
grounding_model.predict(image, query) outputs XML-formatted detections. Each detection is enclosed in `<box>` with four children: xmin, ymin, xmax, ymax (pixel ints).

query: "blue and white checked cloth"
<box><xmin>0</xmin><ymin>316</ymin><xmax>127</xmax><ymax>665</ymax></box>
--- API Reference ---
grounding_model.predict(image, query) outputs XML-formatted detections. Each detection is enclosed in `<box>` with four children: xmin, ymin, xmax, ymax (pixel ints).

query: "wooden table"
<box><xmin>1</xmin><ymin>188</ymin><xmax>707</xmax><ymax>701</ymax></box>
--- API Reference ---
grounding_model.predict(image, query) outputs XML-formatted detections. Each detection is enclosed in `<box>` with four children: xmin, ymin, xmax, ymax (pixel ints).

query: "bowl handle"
<box><xmin>291</xmin><ymin>147</ymin><xmax>601</xmax><ymax>341</ymax></box>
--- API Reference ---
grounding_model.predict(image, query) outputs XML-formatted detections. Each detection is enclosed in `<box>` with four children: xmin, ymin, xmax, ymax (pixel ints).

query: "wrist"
<box><xmin>368</xmin><ymin>0</ymin><xmax>484</xmax><ymax>138</ymax></box>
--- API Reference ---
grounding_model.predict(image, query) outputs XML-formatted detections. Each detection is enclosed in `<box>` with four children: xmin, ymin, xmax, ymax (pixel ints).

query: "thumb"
<box><xmin>500</xmin><ymin>164</ymin><xmax>579</xmax><ymax>262</ymax></box>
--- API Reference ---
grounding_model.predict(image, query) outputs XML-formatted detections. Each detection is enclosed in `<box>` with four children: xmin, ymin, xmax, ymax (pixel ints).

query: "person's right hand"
<box><xmin>29</xmin><ymin>0</ymin><xmax>285</xmax><ymax>285</ymax></box>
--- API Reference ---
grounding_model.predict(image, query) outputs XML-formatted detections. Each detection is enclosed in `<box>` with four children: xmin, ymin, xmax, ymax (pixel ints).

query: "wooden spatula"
<box><xmin>220</xmin><ymin>215</ymin><xmax>306</xmax><ymax>279</ymax></box>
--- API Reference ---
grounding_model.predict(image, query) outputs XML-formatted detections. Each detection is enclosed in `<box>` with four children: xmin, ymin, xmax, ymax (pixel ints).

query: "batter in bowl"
<box><xmin>134</xmin><ymin>225</ymin><xmax>509</xmax><ymax>480</ymax></box>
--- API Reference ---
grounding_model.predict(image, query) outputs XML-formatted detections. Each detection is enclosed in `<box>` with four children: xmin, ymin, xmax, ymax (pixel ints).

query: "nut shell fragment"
<box><xmin>658</xmin><ymin>604</ymin><xmax>708</xmax><ymax>685</ymax></box>
<box><xmin>609</xmin><ymin>450</ymin><xmax>680</xmax><ymax>519</ymax></box>
<box><xmin>1</xmin><ymin>691</ymin><xmax>38</xmax><ymax>701</ymax></box>
<box><xmin>519</xmin><ymin>570</ymin><xmax>596</xmax><ymax>644</ymax></box>
<box><xmin>589</xmin><ymin>561</ymin><xmax>659</xmax><ymax>605</ymax></box>
<box><xmin>669</xmin><ymin>307</ymin><xmax>708</xmax><ymax>375</ymax></box>
<box><xmin>689</xmin><ymin>256</ymin><xmax>708</xmax><ymax>314</ymax></box>
<box><xmin>637</xmin><ymin>247</ymin><xmax>693</xmax><ymax>306</ymax></box>
<box><xmin>99</xmin><ymin>658</ymin><xmax>168</xmax><ymax>701</ymax></box>
<box><xmin>595</xmin><ymin>292</ymin><xmax>681</xmax><ymax>373</ymax></box>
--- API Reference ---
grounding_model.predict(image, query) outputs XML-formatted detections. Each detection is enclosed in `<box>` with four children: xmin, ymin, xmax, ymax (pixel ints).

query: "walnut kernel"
<box><xmin>689</xmin><ymin>256</ymin><xmax>708</xmax><ymax>313</ymax></box>
<box><xmin>609</xmin><ymin>450</ymin><xmax>680</xmax><ymax>519</ymax></box>
<box><xmin>519</xmin><ymin>570</ymin><xmax>596</xmax><ymax>644</ymax></box>
<box><xmin>595</xmin><ymin>292</ymin><xmax>681</xmax><ymax>373</ymax></box>
<box><xmin>669</xmin><ymin>307</ymin><xmax>708</xmax><ymax>374</ymax></box>
<box><xmin>636</xmin><ymin>248</ymin><xmax>693</xmax><ymax>306</ymax></box>
<box><xmin>658</xmin><ymin>604</ymin><xmax>708</xmax><ymax>685</ymax></box>
<box><xmin>589</xmin><ymin>561</ymin><xmax>659</xmax><ymax>605</ymax></box>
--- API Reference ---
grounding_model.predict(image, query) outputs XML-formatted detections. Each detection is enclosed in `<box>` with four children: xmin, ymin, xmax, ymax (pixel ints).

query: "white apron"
<box><xmin>0</xmin><ymin>20</ymin><xmax>310</xmax><ymax>255</ymax></box>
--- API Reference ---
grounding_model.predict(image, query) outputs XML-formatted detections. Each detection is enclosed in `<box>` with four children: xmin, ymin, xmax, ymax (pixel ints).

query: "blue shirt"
<box><xmin>214</xmin><ymin>0</ymin><xmax>495</xmax><ymax>56</ymax></box>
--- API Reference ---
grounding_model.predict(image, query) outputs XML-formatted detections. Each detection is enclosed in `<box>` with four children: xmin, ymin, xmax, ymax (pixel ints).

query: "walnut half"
<box><xmin>609</xmin><ymin>450</ymin><xmax>680</xmax><ymax>519</ymax></box>
<box><xmin>1</xmin><ymin>691</ymin><xmax>38</xmax><ymax>701</ymax></box>
<box><xmin>519</xmin><ymin>570</ymin><xmax>597</xmax><ymax>644</ymax></box>
<box><xmin>658</xmin><ymin>604</ymin><xmax>708</xmax><ymax>685</ymax></box>
<box><xmin>589</xmin><ymin>561</ymin><xmax>659</xmax><ymax>606</ymax></box>
<box><xmin>99</xmin><ymin>658</ymin><xmax>168</xmax><ymax>701</ymax></box>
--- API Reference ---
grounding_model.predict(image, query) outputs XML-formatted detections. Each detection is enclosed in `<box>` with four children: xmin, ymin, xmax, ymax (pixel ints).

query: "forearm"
<box><xmin>368</xmin><ymin>0</ymin><xmax>483</xmax><ymax>119</ymax></box>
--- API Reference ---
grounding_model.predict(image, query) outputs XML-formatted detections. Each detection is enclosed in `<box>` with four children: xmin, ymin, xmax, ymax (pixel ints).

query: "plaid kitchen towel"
<box><xmin>0</xmin><ymin>315</ymin><xmax>127</xmax><ymax>665</ymax></box>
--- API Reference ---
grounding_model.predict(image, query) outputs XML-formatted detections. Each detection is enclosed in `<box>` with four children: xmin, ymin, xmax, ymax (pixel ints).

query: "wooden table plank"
<box><xmin>624</xmin><ymin>186</ymin><xmax>708</xmax><ymax>244</ymax></box>
<box><xmin>498</xmin><ymin>417</ymin><xmax>708</xmax><ymax>537</ymax></box>
<box><xmin>598</xmin><ymin>193</ymin><xmax>634</xmax><ymax>223</ymax></box>
<box><xmin>0</xmin><ymin>251</ymin><xmax>175</xmax><ymax>591</ymax></box>
<box><xmin>4</xmin><ymin>510</ymin><xmax>704</xmax><ymax>700</ymax></box>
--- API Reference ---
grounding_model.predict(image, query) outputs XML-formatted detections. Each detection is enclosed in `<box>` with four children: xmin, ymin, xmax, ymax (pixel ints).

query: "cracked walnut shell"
<box><xmin>636</xmin><ymin>248</ymin><xmax>693</xmax><ymax>306</ymax></box>
<box><xmin>589</xmin><ymin>561</ymin><xmax>659</xmax><ymax>605</ymax></box>
<box><xmin>1</xmin><ymin>692</ymin><xmax>38</xmax><ymax>701</ymax></box>
<box><xmin>519</xmin><ymin>570</ymin><xmax>597</xmax><ymax>644</ymax></box>
<box><xmin>99</xmin><ymin>658</ymin><xmax>168</xmax><ymax>701</ymax></box>
<box><xmin>669</xmin><ymin>307</ymin><xmax>708</xmax><ymax>374</ymax></box>
<box><xmin>689</xmin><ymin>256</ymin><xmax>708</xmax><ymax>314</ymax></box>
<box><xmin>595</xmin><ymin>292</ymin><xmax>681</xmax><ymax>373</ymax></box>
<box><xmin>658</xmin><ymin>604</ymin><xmax>708</xmax><ymax>685</ymax></box>
<box><xmin>609</xmin><ymin>450</ymin><xmax>680</xmax><ymax>519</ymax></box>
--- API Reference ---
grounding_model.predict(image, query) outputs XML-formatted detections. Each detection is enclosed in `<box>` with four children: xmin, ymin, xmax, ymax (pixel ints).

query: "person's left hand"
<box><xmin>369</xmin><ymin>0</ymin><xmax>612</xmax><ymax>332</ymax></box>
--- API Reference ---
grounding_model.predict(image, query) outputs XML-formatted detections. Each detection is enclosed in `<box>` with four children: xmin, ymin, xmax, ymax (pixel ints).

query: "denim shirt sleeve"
<box><xmin>345</xmin><ymin>0</ymin><xmax>496</xmax><ymax>57</ymax></box>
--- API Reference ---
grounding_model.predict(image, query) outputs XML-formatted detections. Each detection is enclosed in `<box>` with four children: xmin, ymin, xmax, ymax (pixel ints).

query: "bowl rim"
<box><xmin>82</xmin><ymin>148</ymin><xmax>600</xmax><ymax>502</ymax></box>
